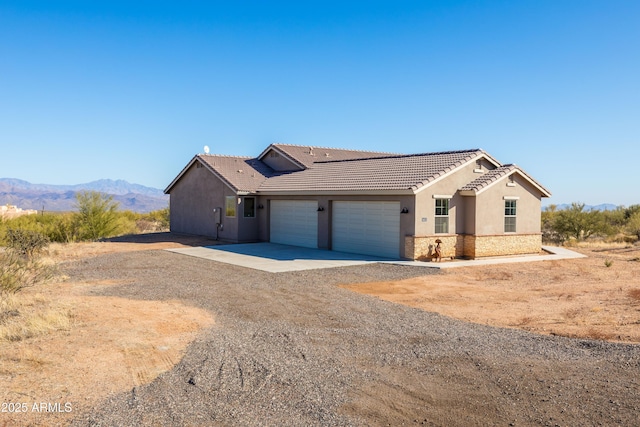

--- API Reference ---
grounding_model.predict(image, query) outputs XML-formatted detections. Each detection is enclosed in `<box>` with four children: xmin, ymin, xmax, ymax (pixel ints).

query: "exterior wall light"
<box><xmin>317</xmin><ymin>206</ymin><xmax>325</xmax><ymax>212</ymax></box>
<box><xmin>257</xmin><ymin>204</ymin><xmax>264</xmax><ymax>209</ymax></box>
<box><xmin>401</xmin><ymin>207</ymin><xmax>409</xmax><ymax>213</ymax></box>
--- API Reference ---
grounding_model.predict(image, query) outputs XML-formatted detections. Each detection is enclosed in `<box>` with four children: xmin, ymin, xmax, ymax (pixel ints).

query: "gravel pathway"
<box><xmin>66</xmin><ymin>250</ymin><xmax>640</xmax><ymax>426</ymax></box>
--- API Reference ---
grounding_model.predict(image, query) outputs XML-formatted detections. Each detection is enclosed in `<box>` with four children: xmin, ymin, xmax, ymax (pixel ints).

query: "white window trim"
<box><xmin>434</xmin><ymin>198</ymin><xmax>450</xmax><ymax>234</ymax></box>
<box><xmin>504</xmin><ymin>200</ymin><xmax>517</xmax><ymax>233</ymax></box>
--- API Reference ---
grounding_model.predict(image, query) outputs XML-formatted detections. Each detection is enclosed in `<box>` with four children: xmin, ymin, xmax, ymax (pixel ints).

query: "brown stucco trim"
<box><xmin>470</xmin><ymin>169</ymin><xmax>551</xmax><ymax>198</ymax></box>
<box><xmin>164</xmin><ymin>156</ymin><xmax>240</xmax><ymax>195</ymax></box>
<box><xmin>411</xmin><ymin>151</ymin><xmax>500</xmax><ymax>194</ymax></box>
<box><xmin>256</xmin><ymin>189</ymin><xmax>415</xmax><ymax>196</ymax></box>
<box><xmin>257</xmin><ymin>144</ymin><xmax>307</xmax><ymax>170</ymax></box>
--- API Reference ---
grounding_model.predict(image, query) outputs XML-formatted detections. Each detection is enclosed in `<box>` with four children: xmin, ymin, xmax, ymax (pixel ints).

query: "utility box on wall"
<box><xmin>213</xmin><ymin>207</ymin><xmax>221</xmax><ymax>225</ymax></box>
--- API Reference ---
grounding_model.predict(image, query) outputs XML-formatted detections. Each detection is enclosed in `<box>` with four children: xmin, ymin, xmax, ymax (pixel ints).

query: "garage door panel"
<box><xmin>270</xmin><ymin>200</ymin><xmax>318</xmax><ymax>248</ymax></box>
<box><xmin>332</xmin><ymin>201</ymin><xmax>400</xmax><ymax>258</ymax></box>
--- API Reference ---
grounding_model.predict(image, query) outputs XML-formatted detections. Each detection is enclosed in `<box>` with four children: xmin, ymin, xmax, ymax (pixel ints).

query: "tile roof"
<box><xmin>258</xmin><ymin>150</ymin><xmax>484</xmax><ymax>193</ymax></box>
<box><xmin>196</xmin><ymin>155</ymin><xmax>275</xmax><ymax>193</ymax></box>
<box><xmin>167</xmin><ymin>144</ymin><xmax>549</xmax><ymax>197</ymax></box>
<box><xmin>461</xmin><ymin>164</ymin><xmax>552</xmax><ymax>196</ymax></box>
<box><xmin>460</xmin><ymin>165</ymin><xmax>518</xmax><ymax>192</ymax></box>
<box><xmin>266</xmin><ymin>144</ymin><xmax>397</xmax><ymax>168</ymax></box>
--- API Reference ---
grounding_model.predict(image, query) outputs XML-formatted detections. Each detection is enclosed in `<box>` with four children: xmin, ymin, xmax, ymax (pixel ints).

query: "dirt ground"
<box><xmin>345</xmin><ymin>243</ymin><xmax>640</xmax><ymax>344</ymax></box>
<box><xmin>0</xmin><ymin>235</ymin><xmax>216</xmax><ymax>427</ymax></box>
<box><xmin>1</xmin><ymin>234</ymin><xmax>639</xmax><ymax>426</ymax></box>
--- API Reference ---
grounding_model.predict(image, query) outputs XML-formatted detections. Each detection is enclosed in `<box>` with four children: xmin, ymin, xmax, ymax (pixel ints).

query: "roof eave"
<box><xmin>479</xmin><ymin>150</ymin><xmax>502</xmax><ymax>168</ymax></box>
<box><xmin>164</xmin><ymin>155</ymin><xmax>199</xmax><ymax>194</ymax></box>
<box><xmin>412</xmin><ymin>151</ymin><xmax>487</xmax><ymax>195</ymax></box>
<box><xmin>257</xmin><ymin>144</ymin><xmax>307</xmax><ymax>170</ymax></box>
<box><xmin>164</xmin><ymin>155</ymin><xmax>241</xmax><ymax>195</ymax></box>
<box><xmin>257</xmin><ymin>189</ymin><xmax>415</xmax><ymax>196</ymax></box>
<box><xmin>473</xmin><ymin>168</ymin><xmax>552</xmax><ymax>197</ymax></box>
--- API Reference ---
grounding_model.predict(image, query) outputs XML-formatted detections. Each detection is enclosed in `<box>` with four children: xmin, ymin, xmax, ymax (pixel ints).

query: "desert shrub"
<box><xmin>110</xmin><ymin>207</ymin><xmax>170</xmax><ymax>235</ymax></box>
<box><xmin>48</xmin><ymin>213</ymin><xmax>81</xmax><ymax>243</ymax></box>
<box><xmin>604</xmin><ymin>259</ymin><xmax>613</xmax><ymax>268</ymax></box>
<box><xmin>552</xmin><ymin>203</ymin><xmax>607</xmax><ymax>241</ymax></box>
<box><xmin>0</xmin><ymin>212</ymin><xmax>80</xmax><ymax>243</ymax></box>
<box><xmin>626</xmin><ymin>211</ymin><xmax>640</xmax><ymax>241</ymax></box>
<box><xmin>541</xmin><ymin>206</ymin><xmax>564</xmax><ymax>244</ymax></box>
<box><xmin>0</xmin><ymin>252</ymin><xmax>55</xmax><ymax>298</ymax></box>
<box><xmin>543</xmin><ymin>203</ymin><xmax>640</xmax><ymax>244</ymax></box>
<box><xmin>74</xmin><ymin>191</ymin><xmax>121</xmax><ymax>241</ymax></box>
<box><xmin>145</xmin><ymin>206</ymin><xmax>170</xmax><ymax>230</ymax></box>
<box><xmin>601</xmin><ymin>207</ymin><xmax>628</xmax><ymax>233</ymax></box>
<box><xmin>4</xmin><ymin>228</ymin><xmax>50</xmax><ymax>258</ymax></box>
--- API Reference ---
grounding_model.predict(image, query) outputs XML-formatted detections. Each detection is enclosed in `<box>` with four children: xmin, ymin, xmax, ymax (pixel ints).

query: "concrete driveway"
<box><xmin>166</xmin><ymin>242</ymin><xmax>395</xmax><ymax>272</ymax></box>
<box><xmin>166</xmin><ymin>242</ymin><xmax>586</xmax><ymax>272</ymax></box>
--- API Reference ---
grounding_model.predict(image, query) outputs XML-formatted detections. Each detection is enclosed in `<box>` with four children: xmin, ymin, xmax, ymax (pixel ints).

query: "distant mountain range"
<box><xmin>543</xmin><ymin>203</ymin><xmax>620</xmax><ymax>212</ymax></box>
<box><xmin>0</xmin><ymin>178</ymin><xmax>168</xmax><ymax>213</ymax></box>
<box><xmin>0</xmin><ymin>178</ymin><xmax>627</xmax><ymax>214</ymax></box>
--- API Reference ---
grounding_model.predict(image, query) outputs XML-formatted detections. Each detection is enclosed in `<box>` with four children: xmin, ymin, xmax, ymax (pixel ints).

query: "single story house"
<box><xmin>165</xmin><ymin>143</ymin><xmax>551</xmax><ymax>259</ymax></box>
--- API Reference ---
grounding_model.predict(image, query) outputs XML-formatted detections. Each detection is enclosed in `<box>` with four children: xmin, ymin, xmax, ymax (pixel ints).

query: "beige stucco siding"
<box><xmin>414</xmin><ymin>160</ymin><xmax>491</xmax><ymax>235</ymax></box>
<box><xmin>464</xmin><ymin>196</ymin><xmax>477</xmax><ymax>235</ymax></box>
<box><xmin>473</xmin><ymin>174</ymin><xmax>543</xmax><ymax>236</ymax></box>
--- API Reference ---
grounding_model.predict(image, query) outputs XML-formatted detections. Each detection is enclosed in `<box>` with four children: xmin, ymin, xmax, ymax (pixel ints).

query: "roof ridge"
<box><xmin>272</xmin><ymin>143</ymin><xmax>397</xmax><ymax>155</ymax></box>
<box><xmin>198</xmin><ymin>154</ymin><xmax>253</xmax><ymax>159</ymax></box>
<box><xmin>314</xmin><ymin>148</ymin><xmax>482</xmax><ymax>164</ymax></box>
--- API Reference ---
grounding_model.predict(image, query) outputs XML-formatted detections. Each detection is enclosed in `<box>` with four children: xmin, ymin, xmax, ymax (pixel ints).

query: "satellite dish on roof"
<box><xmin>204</xmin><ymin>145</ymin><xmax>210</xmax><ymax>154</ymax></box>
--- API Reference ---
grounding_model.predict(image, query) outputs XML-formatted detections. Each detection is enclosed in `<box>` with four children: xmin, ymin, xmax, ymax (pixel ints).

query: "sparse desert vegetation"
<box><xmin>0</xmin><ymin>234</ymin><xmax>638</xmax><ymax>426</ymax></box>
<box><xmin>0</xmin><ymin>202</ymin><xmax>639</xmax><ymax>425</ymax></box>
<box><xmin>0</xmin><ymin>191</ymin><xmax>169</xmax><ymax>245</ymax></box>
<box><xmin>542</xmin><ymin>202</ymin><xmax>640</xmax><ymax>245</ymax></box>
<box><xmin>0</xmin><ymin>235</ymin><xmax>214</xmax><ymax>426</ymax></box>
<box><xmin>346</xmin><ymin>241</ymin><xmax>640</xmax><ymax>343</ymax></box>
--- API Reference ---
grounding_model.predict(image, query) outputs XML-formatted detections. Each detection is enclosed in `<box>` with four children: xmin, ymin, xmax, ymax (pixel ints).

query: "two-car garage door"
<box><xmin>332</xmin><ymin>201</ymin><xmax>400</xmax><ymax>258</ymax></box>
<box><xmin>270</xmin><ymin>200</ymin><xmax>400</xmax><ymax>258</ymax></box>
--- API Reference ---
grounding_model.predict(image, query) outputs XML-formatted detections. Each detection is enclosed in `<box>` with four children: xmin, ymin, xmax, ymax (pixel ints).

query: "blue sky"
<box><xmin>1</xmin><ymin>1</ymin><xmax>638</xmax><ymax>206</ymax></box>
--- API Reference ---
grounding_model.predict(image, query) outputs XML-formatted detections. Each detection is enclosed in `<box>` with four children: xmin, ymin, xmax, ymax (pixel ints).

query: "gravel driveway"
<box><xmin>66</xmin><ymin>249</ymin><xmax>639</xmax><ymax>426</ymax></box>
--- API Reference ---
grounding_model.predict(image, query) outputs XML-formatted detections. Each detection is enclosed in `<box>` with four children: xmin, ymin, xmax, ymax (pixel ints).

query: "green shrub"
<box><xmin>146</xmin><ymin>207</ymin><xmax>170</xmax><ymax>229</ymax></box>
<box><xmin>74</xmin><ymin>191</ymin><xmax>121</xmax><ymax>241</ymax></box>
<box><xmin>0</xmin><ymin>212</ymin><xmax>79</xmax><ymax>244</ymax></box>
<box><xmin>0</xmin><ymin>197</ymin><xmax>170</xmax><ymax>245</ymax></box>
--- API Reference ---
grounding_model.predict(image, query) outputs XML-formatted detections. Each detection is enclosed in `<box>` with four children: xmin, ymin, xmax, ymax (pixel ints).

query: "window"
<box><xmin>243</xmin><ymin>197</ymin><xmax>255</xmax><ymax>218</ymax></box>
<box><xmin>225</xmin><ymin>196</ymin><xmax>236</xmax><ymax>217</ymax></box>
<box><xmin>434</xmin><ymin>199</ymin><xmax>449</xmax><ymax>234</ymax></box>
<box><xmin>504</xmin><ymin>200</ymin><xmax>517</xmax><ymax>232</ymax></box>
